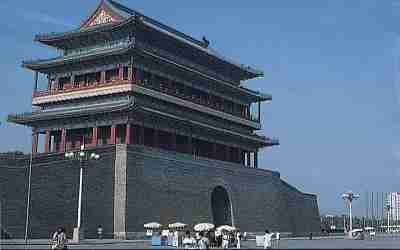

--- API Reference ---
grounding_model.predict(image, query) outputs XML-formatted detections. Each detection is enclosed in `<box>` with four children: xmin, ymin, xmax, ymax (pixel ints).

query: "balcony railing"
<box><xmin>136</xmin><ymin>80</ymin><xmax>259</xmax><ymax>122</ymax></box>
<box><xmin>32</xmin><ymin>79</ymin><xmax>130</xmax><ymax>98</ymax></box>
<box><xmin>32</xmin><ymin>78</ymin><xmax>259</xmax><ymax>123</ymax></box>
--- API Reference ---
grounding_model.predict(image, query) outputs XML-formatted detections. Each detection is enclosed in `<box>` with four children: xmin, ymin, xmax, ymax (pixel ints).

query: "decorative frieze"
<box><xmin>32</xmin><ymin>82</ymin><xmax>133</xmax><ymax>105</ymax></box>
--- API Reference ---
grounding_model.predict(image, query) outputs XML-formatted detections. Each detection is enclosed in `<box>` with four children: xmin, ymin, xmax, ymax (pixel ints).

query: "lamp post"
<box><xmin>342</xmin><ymin>191</ymin><xmax>360</xmax><ymax>237</ymax></box>
<box><xmin>24</xmin><ymin>145</ymin><xmax>34</xmax><ymax>244</ymax></box>
<box><xmin>386</xmin><ymin>202</ymin><xmax>391</xmax><ymax>233</ymax></box>
<box><xmin>65</xmin><ymin>145</ymin><xmax>100</xmax><ymax>243</ymax></box>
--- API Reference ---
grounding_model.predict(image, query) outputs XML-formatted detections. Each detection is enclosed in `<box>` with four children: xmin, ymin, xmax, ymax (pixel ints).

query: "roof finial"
<box><xmin>202</xmin><ymin>36</ymin><xmax>210</xmax><ymax>48</ymax></box>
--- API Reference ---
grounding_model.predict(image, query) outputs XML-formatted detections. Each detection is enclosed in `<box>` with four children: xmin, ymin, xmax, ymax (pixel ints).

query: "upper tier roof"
<box><xmin>34</xmin><ymin>0</ymin><xmax>263</xmax><ymax>80</ymax></box>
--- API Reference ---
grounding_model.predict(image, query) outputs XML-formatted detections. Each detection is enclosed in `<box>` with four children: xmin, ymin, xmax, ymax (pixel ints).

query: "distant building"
<box><xmin>386</xmin><ymin>192</ymin><xmax>400</xmax><ymax>221</ymax></box>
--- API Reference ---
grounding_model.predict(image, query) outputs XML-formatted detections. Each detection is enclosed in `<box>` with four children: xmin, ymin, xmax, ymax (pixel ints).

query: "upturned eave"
<box><xmin>22</xmin><ymin>43</ymin><xmax>133</xmax><ymax>72</ymax></box>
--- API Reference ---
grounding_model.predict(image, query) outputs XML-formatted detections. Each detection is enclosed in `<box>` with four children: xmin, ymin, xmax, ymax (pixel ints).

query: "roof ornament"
<box><xmin>202</xmin><ymin>36</ymin><xmax>210</xmax><ymax>48</ymax></box>
<box><xmin>88</xmin><ymin>9</ymin><xmax>116</xmax><ymax>27</ymax></box>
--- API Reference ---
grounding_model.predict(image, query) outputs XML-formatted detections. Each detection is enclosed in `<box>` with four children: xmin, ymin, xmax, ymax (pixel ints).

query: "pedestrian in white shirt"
<box><xmin>182</xmin><ymin>230</ymin><xmax>192</xmax><ymax>249</ymax></box>
<box><xmin>173</xmin><ymin>230</ymin><xmax>179</xmax><ymax>247</ymax></box>
<box><xmin>263</xmin><ymin>230</ymin><xmax>274</xmax><ymax>249</ymax></box>
<box><xmin>236</xmin><ymin>230</ymin><xmax>242</xmax><ymax>249</ymax></box>
<box><xmin>222</xmin><ymin>231</ymin><xmax>229</xmax><ymax>249</ymax></box>
<box><xmin>275</xmin><ymin>232</ymin><xmax>280</xmax><ymax>248</ymax></box>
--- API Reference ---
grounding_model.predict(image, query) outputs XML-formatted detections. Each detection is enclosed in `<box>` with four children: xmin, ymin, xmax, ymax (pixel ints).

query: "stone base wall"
<box><xmin>0</xmin><ymin>156</ymin><xmax>28</xmax><ymax>239</ymax></box>
<box><xmin>124</xmin><ymin>145</ymin><xmax>320</xmax><ymax>234</ymax></box>
<box><xmin>0</xmin><ymin>145</ymin><xmax>320</xmax><ymax>239</ymax></box>
<box><xmin>0</xmin><ymin>146</ymin><xmax>116</xmax><ymax>239</ymax></box>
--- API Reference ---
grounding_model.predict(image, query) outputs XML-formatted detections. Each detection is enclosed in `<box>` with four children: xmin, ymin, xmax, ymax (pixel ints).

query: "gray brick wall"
<box><xmin>0</xmin><ymin>157</ymin><xmax>28</xmax><ymax>238</ymax></box>
<box><xmin>0</xmin><ymin>146</ymin><xmax>115</xmax><ymax>239</ymax></box>
<box><xmin>124</xmin><ymin>145</ymin><xmax>320</xmax><ymax>234</ymax></box>
<box><xmin>1</xmin><ymin>145</ymin><xmax>319</xmax><ymax>239</ymax></box>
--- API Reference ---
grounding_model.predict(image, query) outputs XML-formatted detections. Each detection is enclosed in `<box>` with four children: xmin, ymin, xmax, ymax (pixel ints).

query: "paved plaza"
<box><xmin>2</xmin><ymin>235</ymin><xmax>400</xmax><ymax>249</ymax></box>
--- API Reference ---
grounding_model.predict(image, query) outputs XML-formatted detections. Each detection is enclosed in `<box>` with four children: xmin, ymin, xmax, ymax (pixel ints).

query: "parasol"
<box><xmin>216</xmin><ymin>225</ymin><xmax>236</xmax><ymax>232</ymax></box>
<box><xmin>168</xmin><ymin>222</ymin><xmax>187</xmax><ymax>229</ymax></box>
<box><xmin>144</xmin><ymin>222</ymin><xmax>162</xmax><ymax>229</ymax></box>
<box><xmin>194</xmin><ymin>223</ymin><xmax>215</xmax><ymax>232</ymax></box>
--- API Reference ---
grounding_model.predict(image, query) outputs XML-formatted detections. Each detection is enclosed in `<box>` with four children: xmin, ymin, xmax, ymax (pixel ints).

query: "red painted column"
<box><xmin>128</xmin><ymin>56</ymin><xmax>135</xmax><ymax>83</ymax></box>
<box><xmin>92</xmin><ymin>127</ymin><xmax>98</xmax><ymax>147</ymax></box>
<box><xmin>60</xmin><ymin>129</ymin><xmax>66</xmax><ymax>153</ymax></box>
<box><xmin>254</xmin><ymin>150</ymin><xmax>258</xmax><ymax>168</ymax></box>
<box><xmin>44</xmin><ymin>131</ymin><xmax>50</xmax><ymax>153</ymax></box>
<box><xmin>246</xmin><ymin>151</ymin><xmax>251</xmax><ymax>167</ymax></box>
<box><xmin>140</xmin><ymin>126</ymin><xmax>145</xmax><ymax>145</ymax></box>
<box><xmin>153</xmin><ymin>129</ymin><xmax>159</xmax><ymax>148</ymax></box>
<box><xmin>128</xmin><ymin>66</ymin><xmax>135</xmax><ymax>83</ymax></box>
<box><xmin>171</xmin><ymin>132</ymin><xmax>177</xmax><ymax>151</ymax></box>
<box><xmin>188</xmin><ymin>135</ymin><xmax>193</xmax><ymax>155</ymax></box>
<box><xmin>31</xmin><ymin>129</ymin><xmax>38</xmax><ymax>155</ymax></box>
<box><xmin>225</xmin><ymin>145</ymin><xmax>230</xmax><ymax>162</ymax></box>
<box><xmin>118</xmin><ymin>65</ymin><xmax>123</xmax><ymax>80</ymax></box>
<box><xmin>213</xmin><ymin>143</ymin><xmax>217</xmax><ymax>160</ymax></box>
<box><xmin>126</xmin><ymin>124</ymin><xmax>132</xmax><ymax>145</ymax></box>
<box><xmin>110</xmin><ymin>125</ymin><xmax>116</xmax><ymax>145</ymax></box>
<box><xmin>100</xmin><ymin>71</ymin><xmax>106</xmax><ymax>84</ymax></box>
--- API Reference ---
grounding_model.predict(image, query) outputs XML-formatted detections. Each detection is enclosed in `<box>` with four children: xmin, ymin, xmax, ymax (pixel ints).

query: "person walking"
<box><xmin>263</xmin><ymin>230</ymin><xmax>274</xmax><ymax>249</ymax></box>
<box><xmin>195</xmin><ymin>231</ymin><xmax>201</xmax><ymax>247</ymax></box>
<box><xmin>183</xmin><ymin>231</ymin><xmax>192</xmax><ymax>249</ymax></box>
<box><xmin>97</xmin><ymin>225</ymin><xmax>103</xmax><ymax>239</ymax></box>
<box><xmin>215</xmin><ymin>229</ymin><xmax>222</xmax><ymax>247</ymax></box>
<box><xmin>161</xmin><ymin>229</ymin><xmax>169</xmax><ymax>246</ymax></box>
<box><xmin>209</xmin><ymin>230</ymin><xmax>215</xmax><ymax>248</ymax></box>
<box><xmin>173</xmin><ymin>230</ymin><xmax>179</xmax><ymax>247</ymax></box>
<box><xmin>198</xmin><ymin>231</ymin><xmax>210</xmax><ymax>249</ymax></box>
<box><xmin>275</xmin><ymin>232</ymin><xmax>280</xmax><ymax>248</ymax></box>
<box><xmin>236</xmin><ymin>230</ymin><xmax>242</xmax><ymax>249</ymax></box>
<box><xmin>222</xmin><ymin>231</ymin><xmax>229</xmax><ymax>249</ymax></box>
<box><xmin>51</xmin><ymin>227</ymin><xmax>67</xmax><ymax>250</ymax></box>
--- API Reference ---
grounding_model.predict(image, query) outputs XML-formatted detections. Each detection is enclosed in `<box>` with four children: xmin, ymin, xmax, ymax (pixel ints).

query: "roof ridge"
<box><xmin>105</xmin><ymin>0</ymin><xmax>136</xmax><ymax>15</ymax></box>
<box><xmin>104</xmin><ymin>0</ymin><xmax>207</xmax><ymax>48</ymax></box>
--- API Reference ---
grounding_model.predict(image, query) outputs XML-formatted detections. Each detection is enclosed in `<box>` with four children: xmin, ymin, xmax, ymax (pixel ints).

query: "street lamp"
<box><xmin>65</xmin><ymin>144</ymin><xmax>100</xmax><ymax>243</ymax></box>
<box><xmin>342</xmin><ymin>191</ymin><xmax>360</xmax><ymax>237</ymax></box>
<box><xmin>386</xmin><ymin>202</ymin><xmax>391</xmax><ymax>233</ymax></box>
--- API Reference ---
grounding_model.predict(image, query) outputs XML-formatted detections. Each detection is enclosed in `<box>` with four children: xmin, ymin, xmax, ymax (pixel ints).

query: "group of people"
<box><xmin>153</xmin><ymin>229</ymin><xmax>245</xmax><ymax>249</ymax></box>
<box><xmin>159</xmin><ymin>229</ymin><xmax>181</xmax><ymax>247</ymax></box>
<box><xmin>50</xmin><ymin>226</ymin><xmax>279</xmax><ymax>249</ymax></box>
<box><xmin>181</xmin><ymin>230</ymin><xmax>244</xmax><ymax>249</ymax></box>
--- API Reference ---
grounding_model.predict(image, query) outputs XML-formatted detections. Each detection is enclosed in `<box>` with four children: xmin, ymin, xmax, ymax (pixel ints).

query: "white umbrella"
<box><xmin>216</xmin><ymin>225</ymin><xmax>236</xmax><ymax>232</ymax></box>
<box><xmin>194</xmin><ymin>223</ymin><xmax>214</xmax><ymax>232</ymax></box>
<box><xmin>144</xmin><ymin>222</ymin><xmax>162</xmax><ymax>229</ymax></box>
<box><xmin>168</xmin><ymin>222</ymin><xmax>187</xmax><ymax>229</ymax></box>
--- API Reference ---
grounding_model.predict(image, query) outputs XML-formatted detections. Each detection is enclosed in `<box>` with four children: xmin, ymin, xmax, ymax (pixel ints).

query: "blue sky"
<box><xmin>0</xmin><ymin>0</ymin><xmax>399</xmax><ymax>216</ymax></box>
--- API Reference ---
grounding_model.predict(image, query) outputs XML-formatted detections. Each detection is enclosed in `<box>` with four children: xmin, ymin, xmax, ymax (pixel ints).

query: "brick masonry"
<box><xmin>0</xmin><ymin>145</ymin><xmax>320</xmax><ymax>239</ymax></box>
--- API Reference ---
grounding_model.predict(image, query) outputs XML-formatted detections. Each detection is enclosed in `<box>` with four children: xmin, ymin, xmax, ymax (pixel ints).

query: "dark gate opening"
<box><xmin>211</xmin><ymin>186</ymin><xmax>232</xmax><ymax>226</ymax></box>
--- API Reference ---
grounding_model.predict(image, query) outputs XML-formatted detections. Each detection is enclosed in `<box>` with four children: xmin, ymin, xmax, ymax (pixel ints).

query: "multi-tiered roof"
<box><xmin>9</xmin><ymin>0</ymin><xmax>278</xmax><ymax>166</ymax></box>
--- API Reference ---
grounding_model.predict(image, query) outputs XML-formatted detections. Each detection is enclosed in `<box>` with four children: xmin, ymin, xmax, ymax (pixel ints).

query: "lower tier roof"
<box><xmin>7</xmin><ymin>99</ymin><xmax>278</xmax><ymax>148</ymax></box>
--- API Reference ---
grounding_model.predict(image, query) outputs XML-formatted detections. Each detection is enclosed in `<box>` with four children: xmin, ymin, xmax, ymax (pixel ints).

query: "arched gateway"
<box><xmin>211</xmin><ymin>186</ymin><xmax>233</xmax><ymax>226</ymax></box>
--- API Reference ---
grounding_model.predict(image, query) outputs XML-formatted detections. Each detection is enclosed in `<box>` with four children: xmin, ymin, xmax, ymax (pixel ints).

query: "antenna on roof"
<box><xmin>202</xmin><ymin>36</ymin><xmax>210</xmax><ymax>48</ymax></box>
